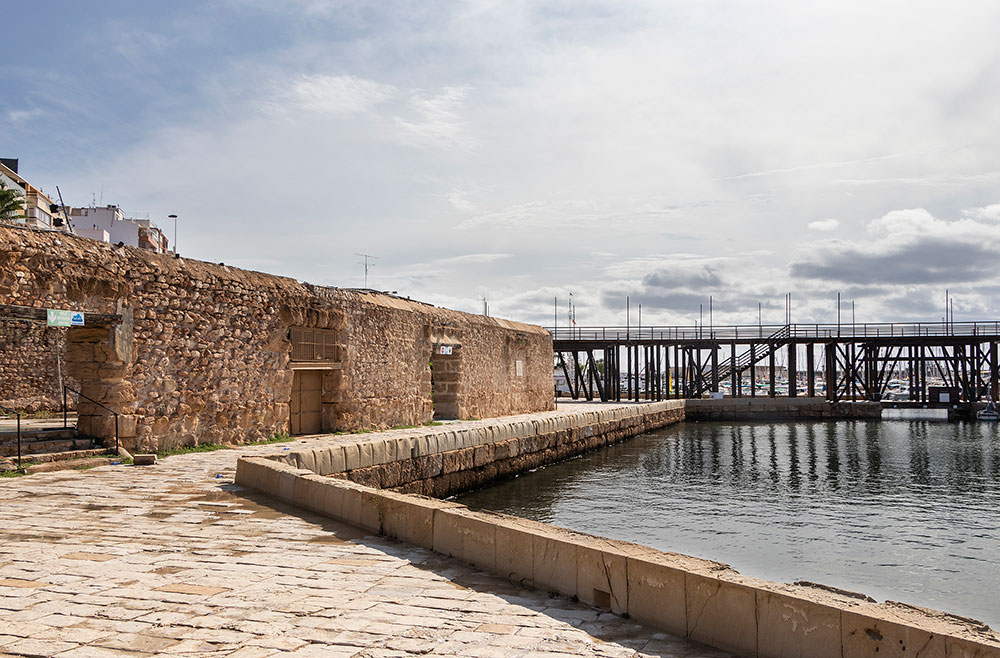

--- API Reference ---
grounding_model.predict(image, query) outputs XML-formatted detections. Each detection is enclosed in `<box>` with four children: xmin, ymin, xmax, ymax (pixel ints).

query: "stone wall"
<box><xmin>0</xmin><ymin>319</ymin><xmax>76</xmax><ymax>411</ymax></box>
<box><xmin>685</xmin><ymin>397</ymin><xmax>882</xmax><ymax>421</ymax></box>
<box><xmin>270</xmin><ymin>400</ymin><xmax>686</xmax><ymax>498</ymax></box>
<box><xmin>0</xmin><ymin>226</ymin><xmax>554</xmax><ymax>450</ymax></box>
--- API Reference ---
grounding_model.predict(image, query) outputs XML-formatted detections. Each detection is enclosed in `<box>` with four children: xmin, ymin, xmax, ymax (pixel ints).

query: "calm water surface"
<box><xmin>456</xmin><ymin>415</ymin><xmax>1000</xmax><ymax>627</ymax></box>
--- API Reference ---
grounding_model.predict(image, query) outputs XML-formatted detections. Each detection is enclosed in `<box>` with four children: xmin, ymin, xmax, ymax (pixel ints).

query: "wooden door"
<box><xmin>290</xmin><ymin>370</ymin><xmax>323</xmax><ymax>435</ymax></box>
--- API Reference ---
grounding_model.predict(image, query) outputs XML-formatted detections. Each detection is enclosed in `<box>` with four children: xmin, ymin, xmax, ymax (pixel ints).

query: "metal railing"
<box><xmin>0</xmin><ymin>403</ymin><xmax>22</xmax><ymax>470</ymax></box>
<box><xmin>549</xmin><ymin>320</ymin><xmax>1000</xmax><ymax>342</ymax></box>
<box><xmin>63</xmin><ymin>385</ymin><xmax>119</xmax><ymax>454</ymax></box>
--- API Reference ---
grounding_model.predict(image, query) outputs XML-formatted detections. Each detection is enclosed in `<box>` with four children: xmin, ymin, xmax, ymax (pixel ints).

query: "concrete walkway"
<box><xmin>0</xmin><ymin>405</ymin><xmax>730</xmax><ymax>658</ymax></box>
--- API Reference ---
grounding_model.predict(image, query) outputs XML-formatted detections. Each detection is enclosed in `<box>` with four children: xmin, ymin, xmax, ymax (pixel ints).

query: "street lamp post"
<box><xmin>168</xmin><ymin>214</ymin><xmax>178</xmax><ymax>255</ymax></box>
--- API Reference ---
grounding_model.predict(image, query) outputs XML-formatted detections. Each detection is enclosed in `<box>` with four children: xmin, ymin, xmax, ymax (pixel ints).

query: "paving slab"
<box><xmin>0</xmin><ymin>403</ymin><xmax>732</xmax><ymax>658</ymax></box>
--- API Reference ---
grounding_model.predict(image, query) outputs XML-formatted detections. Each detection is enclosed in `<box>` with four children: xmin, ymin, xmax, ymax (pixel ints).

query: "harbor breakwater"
<box><xmin>235</xmin><ymin>398</ymin><xmax>1000</xmax><ymax>658</ymax></box>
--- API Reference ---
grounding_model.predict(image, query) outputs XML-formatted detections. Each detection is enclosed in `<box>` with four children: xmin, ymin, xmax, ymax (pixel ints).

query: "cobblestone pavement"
<box><xmin>0</xmin><ymin>408</ymin><xmax>731</xmax><ymax>658</ymax></box>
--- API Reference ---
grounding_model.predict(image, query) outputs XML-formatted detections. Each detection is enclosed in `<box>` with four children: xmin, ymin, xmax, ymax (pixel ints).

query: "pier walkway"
<box><xmin>0</xmin><ymin>403</ymin><xmax>728</xmax><ymax>658</ymax></box>
<box><xmin>552</xmin><ymin>321</ymin><xmax>1000</xmax><ymax>409</ymax></box>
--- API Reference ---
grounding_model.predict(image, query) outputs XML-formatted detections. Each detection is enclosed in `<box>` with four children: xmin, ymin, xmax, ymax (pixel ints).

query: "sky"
<box><xmin>3</xmin><ymin>0</ymin><xmax>1000</xmax><ymax>329</ymax></box>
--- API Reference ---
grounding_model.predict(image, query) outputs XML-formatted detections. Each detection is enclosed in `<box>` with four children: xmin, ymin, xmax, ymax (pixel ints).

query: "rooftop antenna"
<box><xmin>99</xmin><ymin>185</ymin><xmax>103</xmax><ymax>206</ymax></box>
<box><xmin>354</xmin><ymin>253</ymin><xmax>377</xmax><ymax>288</ymax></box>
<box><xmin>55</xmin><ymin>186</ymin><xmax>73</xmax><ymax>232</ymax></box>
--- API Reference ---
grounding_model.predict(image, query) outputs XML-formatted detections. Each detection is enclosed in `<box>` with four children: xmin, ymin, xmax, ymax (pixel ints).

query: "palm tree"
<box><xmin>0</xmin><ymin>181</ymin><xmax>26</xmax><ymax>221</ymax></box>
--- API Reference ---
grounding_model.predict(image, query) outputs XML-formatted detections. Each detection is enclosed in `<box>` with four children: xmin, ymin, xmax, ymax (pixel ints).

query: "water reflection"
<box><xmin>457</xmin><ymin>418</ymin><xmax>1000</xmax><ymax>628</ymax></box>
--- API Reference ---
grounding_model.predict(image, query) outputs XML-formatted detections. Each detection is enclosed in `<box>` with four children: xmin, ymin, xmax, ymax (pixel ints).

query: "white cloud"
<box><xmin>290</xmin><ymin>74</ymin><xmax>396</xmax><ymax>114</ymax></box>
<box><xmin>808</xmin><ymin>218</ymin><xmax>840</xmax><ymax>231</ymax></box>
<box><xmin>26</xmin><ymin>1</ymin><xmax>1000</xmax><ymax>327</ymax></box>
<box><xmin>393</xmin><ymin>86</ymin><xmax>476</xmax><ymax>150</ymax></box>
<box><xmin>792</xmin><ymin>205</ymin><xmax>1000</xmax><ymax>285</ymax></box>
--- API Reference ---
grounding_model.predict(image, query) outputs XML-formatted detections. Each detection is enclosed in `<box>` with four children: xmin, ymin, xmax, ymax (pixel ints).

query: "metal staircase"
<box><xmin>694</xmin><ymin>324</ymin><xmax>791</xmax><ymax>396</ymax></box>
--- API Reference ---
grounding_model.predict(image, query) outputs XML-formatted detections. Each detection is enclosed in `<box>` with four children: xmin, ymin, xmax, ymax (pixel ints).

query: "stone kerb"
<box><xmin>235</xmin><ymin>454</ymin><xmax>1000</xmax><ymax>658</ymax></box>
<box><xmin>274</xmin><ymin>400</ymin><xmax>686</xmax><ymax>480</ymax></box>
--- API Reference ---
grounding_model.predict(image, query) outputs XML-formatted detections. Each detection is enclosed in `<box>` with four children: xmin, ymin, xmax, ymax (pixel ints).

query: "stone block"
<box><xmin>473</xmin><ymin>444</ymin><xmax>493</xmax><ymax>467</ymax></box>
<box><xmin>379</xmin><ymin>491</ymin><xmax>459</xmax><ymax>549</ymax></box>
<box><xmin>378</xmin><ymin>460</ymin><xmax>401</xmax><ymax>488</ymax></box>
<box><xmin>439</xmin><ymin>431</ymin><xmax>458</xmax><ymax>453</ymax></box>
<box><xmin>432</xmin><ymin>507</ymin><xmax>465</xmax><ymax>559</ymax></box>
<box><xmin>370</xmin><ymin>439</ymin><xmax>387</xmax><ymax>466</ymax></box>
<box><xmin>292</xmin><ymin>474</ymin><xmax>328</xmax><ymax>512</ymax></box>
<box><xmin>117</xmin><ymin>414</ymin><xmax>138</xmax><ymax>438</ymax></box>
<box><xmin>685</xmin><ymin>572</ymin><xmax>758</xmax><ymax>657</ymax></box>
<box><xmin>945</xmin><ymin>636</ymin><xmax>1000</xmax><ymax>658</ymax></box>
<box><xmin>293</xmin><ymin>450</ymin><xmax>317</xmax><ymax>473</ymax></box>
<box><xmin>577</xmin><ymin>543</ymin><xmax>628</xmax><ymax>614</ymax></box>
<box><xmin>842</xmin><ymin>610</ymin><xmax>945</xmax><ymax>658</ymax></box>
<box><xmin>533</xmin><ymin>531</ymin><xmax>578</xmax><ymax>597</ymax></box>
<box><xmin>315</xmin><ymin>445</ymin><xmax>346</xmax><ymax>475</ymax></box>
<box><xmin>316</xmin><ymin>480</ymin><xmax>346</xmax><ymax>519</ymax></box>
<box><xmin>460</xmin><ymin>511</ymin><xmax>498</xmax><ymax>572</ymax></box>
<box><xmin>133</xmin><ymin>453</ymin><xmax>157</xmax><ymax>466</ymax></box>
<box><xmin>343</xmin><ymin>443</ymin><xmax>361</xmax><ymax>471</ymax></box>
<box><xmin>357</xmin><ymin>441</ymin><xmax>374</xmax><ymax>469</ymax></box>
<box><xmin>339</xmin><ymin>480</ymin><xmax>364</xmax><ymax>528</ymax></box>
<box><xmin>394</xmin><ymin>437</ymin><xmax>413</xmax><ymax>461</ymax></box>
<box><xmin>277</xmin><ymin>470</ymin><xmax>297</xmax><ymax>502</ymax></box>
<box><xmin>757</xmin><ymin>589</ymin><xmax>842</xmax><ymax>658</ymax></box>
<box><xmin>625</xmin><ymin>552</ymin><xmax>687</xmax><ymax>637</ymax></box>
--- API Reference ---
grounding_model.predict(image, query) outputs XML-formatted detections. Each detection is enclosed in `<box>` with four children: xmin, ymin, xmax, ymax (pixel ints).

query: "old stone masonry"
<box><xmin>0</xmin><ymin>225</ymin><xmax>554</xmax><ymax>452</ymax></box>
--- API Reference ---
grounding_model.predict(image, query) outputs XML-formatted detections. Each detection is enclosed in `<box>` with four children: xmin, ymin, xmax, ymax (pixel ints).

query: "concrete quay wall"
<box><xmin>686</xmin><ymin>397</ymin><xmax>882</xmax><ymax>421</ymax></box>
<box><xmin>271</xmin><ymin>400</ymin><xmax>686</xmax><ymax>498</ymax></box>
<box><xmin>237</xmin><ymin>461</ymin><xmax>1000</xmax><ymax>658</ymax></box>
<box><xmin>236</xmin><ymin>401</ymin><xmax>1000</xmax><ymax>658</ymax></box>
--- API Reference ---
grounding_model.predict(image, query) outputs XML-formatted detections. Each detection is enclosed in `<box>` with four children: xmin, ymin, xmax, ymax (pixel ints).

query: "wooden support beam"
<box><xmin>0</xmin><ymin>303</ymin><xmax>121</xmax><ymax>327</ymax></box>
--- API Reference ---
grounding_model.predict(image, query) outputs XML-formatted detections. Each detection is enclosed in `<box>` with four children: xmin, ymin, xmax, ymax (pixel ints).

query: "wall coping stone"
<box><xmin>236</xmin><ymin>447</ymin><xmax>1000</xmax><ymax>658</ymax></box>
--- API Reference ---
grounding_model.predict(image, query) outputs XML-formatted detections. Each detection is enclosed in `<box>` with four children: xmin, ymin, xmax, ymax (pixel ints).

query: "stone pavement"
<box><xmin>0</xmin><ymin>409</ymin><xmax>731</xmax><ymax>658</ymax></box>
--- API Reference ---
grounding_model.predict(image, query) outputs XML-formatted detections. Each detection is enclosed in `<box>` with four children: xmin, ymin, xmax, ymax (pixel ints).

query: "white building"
<box><xmin>71</xmin><ymin>205</ymin><xmax>169</xmax><ymax>253</ymax></box>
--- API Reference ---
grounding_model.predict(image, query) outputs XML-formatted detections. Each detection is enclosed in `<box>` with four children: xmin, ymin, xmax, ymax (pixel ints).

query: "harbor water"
<box><xmin>456</xmin><ymin>414</ymin><xmax>1000</xmax><ymax>628</ymax></box>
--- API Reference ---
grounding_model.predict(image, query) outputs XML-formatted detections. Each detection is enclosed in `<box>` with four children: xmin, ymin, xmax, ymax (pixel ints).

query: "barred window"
<box><xmin>290</xmin><ymin>327</ymin><xmax>338</xmax><ymax>361</ymax></box>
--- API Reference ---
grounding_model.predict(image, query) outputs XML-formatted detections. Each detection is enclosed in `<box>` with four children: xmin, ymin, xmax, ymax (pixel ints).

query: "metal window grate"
<box><xmin>290</xmin><ymin>327</ymin><xmax>338</xmax><ymax>361</ymax></box>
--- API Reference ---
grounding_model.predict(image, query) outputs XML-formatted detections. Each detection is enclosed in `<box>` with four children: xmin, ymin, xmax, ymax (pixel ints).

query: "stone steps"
<box><xmin>25</xmin><ymin>448</ymin><xmax>110</xmax><ymax>464</ymax></box>
<box><xmin>0</xmin><ymin>430</ymin><xmax>98</xmax><ymax>457</ymax></box>
<box><xmin>0</xmin><ymin>428</ymin><xmax>78</xmax><ymax>441</ymax></box>
<box><xmin>25</xmin><ymin>456</ymin><xmax>115</xmax><ymax>474</ymax></box>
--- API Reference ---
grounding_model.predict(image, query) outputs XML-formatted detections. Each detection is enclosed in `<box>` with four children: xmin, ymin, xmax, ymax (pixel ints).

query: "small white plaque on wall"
<box><xmin>515</xmin><ymin>360</ymin><xmax>524</xmax><ymax>377</ymax></box>
<box><xmin>439</xmin><ymin>345</ymin><xmax>453</xmax><ymax>355</ymax></box>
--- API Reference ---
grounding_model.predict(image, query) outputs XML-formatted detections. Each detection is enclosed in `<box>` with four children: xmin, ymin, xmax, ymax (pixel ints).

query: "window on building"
<box><xmin>290</xmin><ymin>327</ymin><xmax>339</xmax><ymax>362</ymax></box>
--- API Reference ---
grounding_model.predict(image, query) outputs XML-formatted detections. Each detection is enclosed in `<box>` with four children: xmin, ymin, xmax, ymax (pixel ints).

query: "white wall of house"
<box><xmin>71</xmin><ymin>206</ymin><xmax>139</xmax><ymax>247</ymax></box>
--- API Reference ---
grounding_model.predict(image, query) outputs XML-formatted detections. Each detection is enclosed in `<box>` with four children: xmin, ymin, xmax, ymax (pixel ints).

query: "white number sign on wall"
<box><xmin>439</xmin><ymin>345</ymin><xmax>453</xmax><ymax>355</ymax></box>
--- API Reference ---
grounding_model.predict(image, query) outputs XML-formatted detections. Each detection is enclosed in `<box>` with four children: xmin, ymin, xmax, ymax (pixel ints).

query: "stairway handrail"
<box><xmin>63</xmin><ymin>385</ymin><xmax>119</xmax><ymax>454</ymax></box>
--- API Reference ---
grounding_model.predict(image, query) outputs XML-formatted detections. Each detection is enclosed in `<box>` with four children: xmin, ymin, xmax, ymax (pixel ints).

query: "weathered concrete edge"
<box><xmin>235</xmin><ymin>454</ymin><xmax>1000</xmax><ymax>658</ymax></box>
<box><xmin>273</xmin><ymin>400</ymin><xmax>688</xmax><ymax>477</ymax></box>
